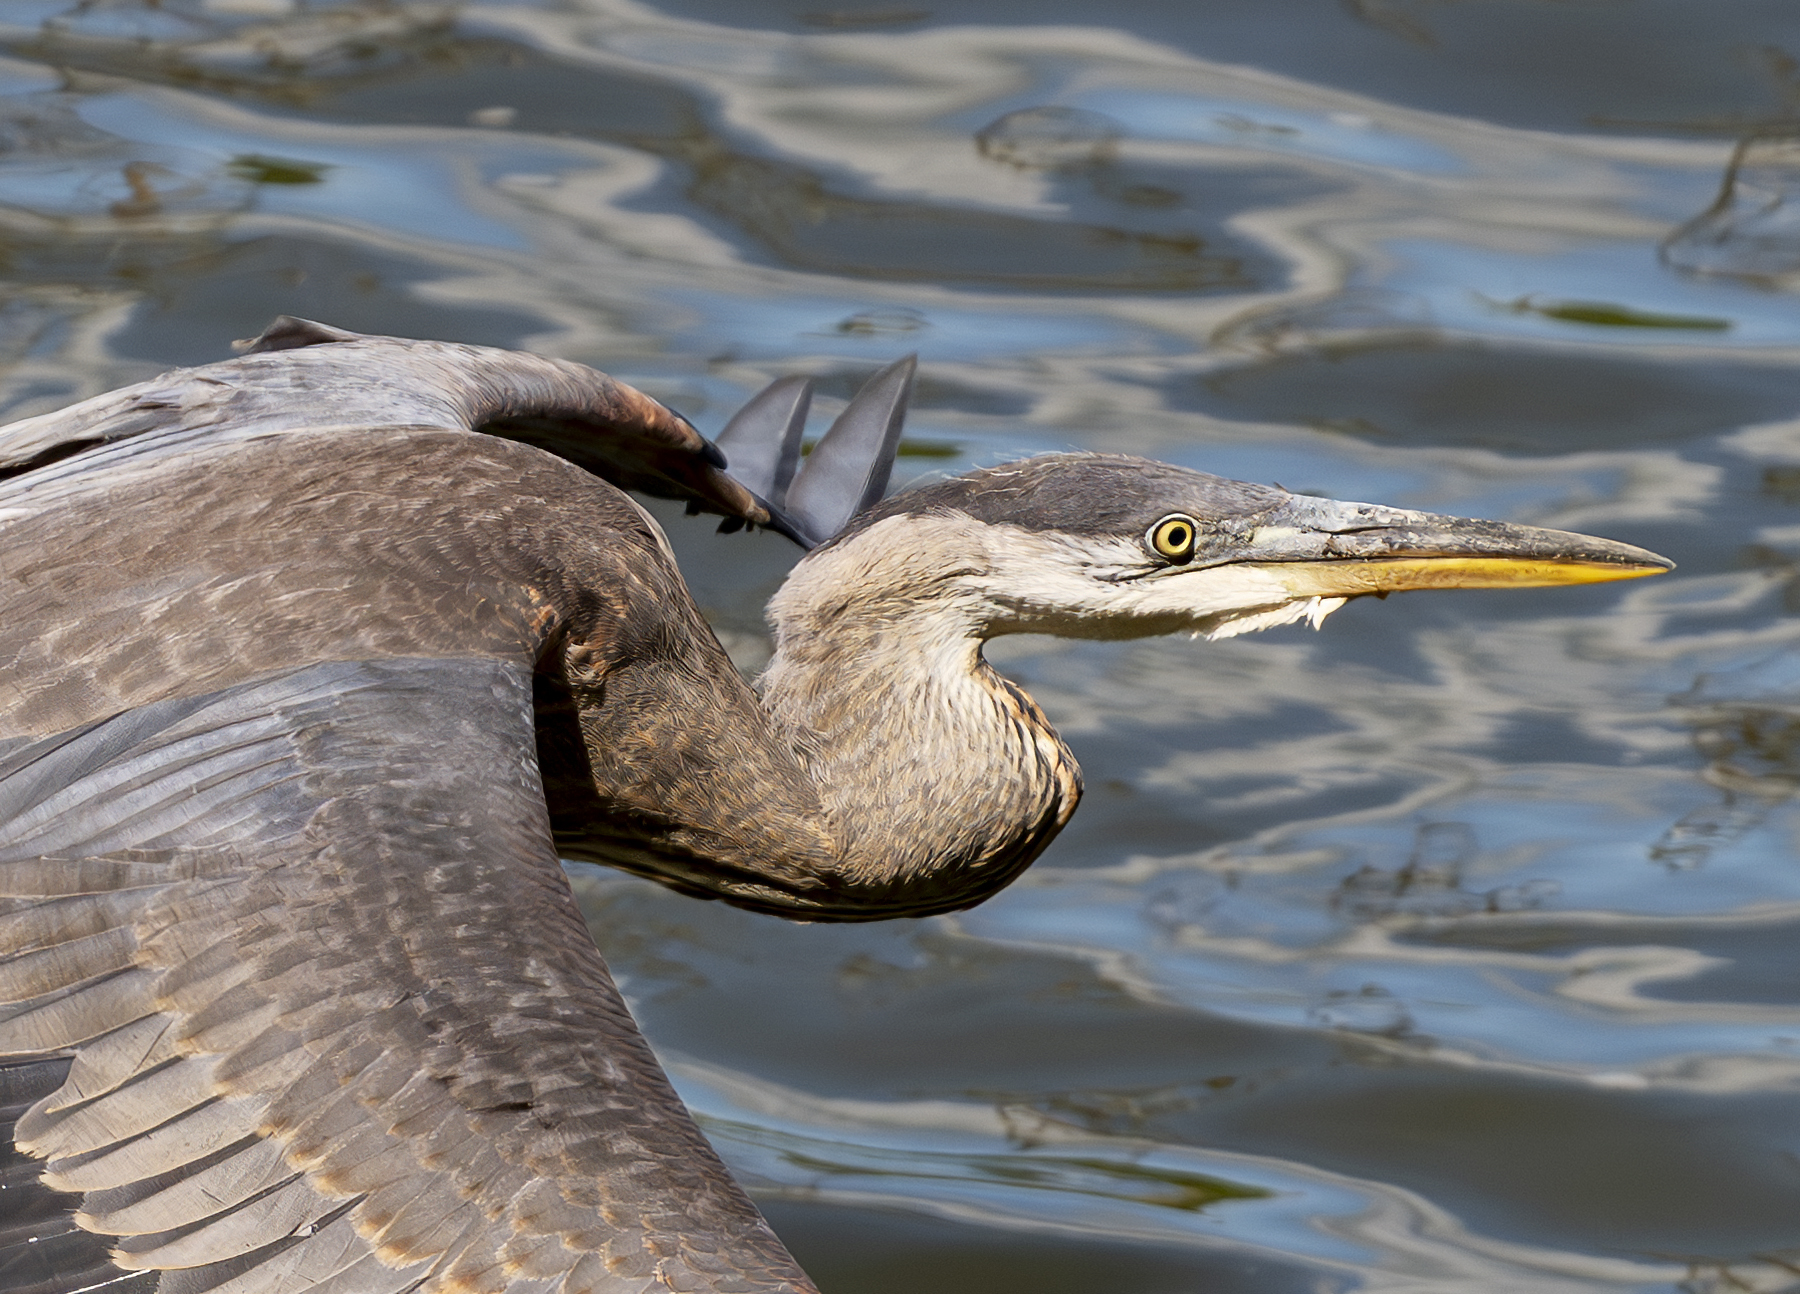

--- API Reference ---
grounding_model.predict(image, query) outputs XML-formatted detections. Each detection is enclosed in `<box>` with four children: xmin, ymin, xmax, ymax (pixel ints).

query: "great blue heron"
<box><xmin>0</xmin><ymin>319</ymin><xmax>1670</xmax><ymax>1294</ymax></box>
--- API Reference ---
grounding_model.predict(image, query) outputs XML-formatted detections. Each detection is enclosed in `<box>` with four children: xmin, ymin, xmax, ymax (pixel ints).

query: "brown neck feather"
<box><xmin>755</xmin><ymin>515</ymin><xmax>1082</xmax><ymax>917</ymax></box>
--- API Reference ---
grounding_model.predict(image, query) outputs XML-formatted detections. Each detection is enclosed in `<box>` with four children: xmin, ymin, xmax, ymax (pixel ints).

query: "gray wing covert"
<box><xmin>0</xmin><ymin>656</ymin><xmax>813</xmax><ymax>1294</ymax></box>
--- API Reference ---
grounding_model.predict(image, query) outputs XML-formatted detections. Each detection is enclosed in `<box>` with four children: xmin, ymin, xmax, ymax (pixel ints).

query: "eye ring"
<box><xmin>1147</xmin><ymin>513</ymin><xmax>1198</xmax><ymax>563</ymax></box>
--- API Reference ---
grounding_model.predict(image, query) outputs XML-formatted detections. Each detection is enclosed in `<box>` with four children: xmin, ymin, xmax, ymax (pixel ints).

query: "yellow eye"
<box><xmin>1148</xmin><ymin>514</ymin><xmax>1198</xmax><ymax>562</ymax></box>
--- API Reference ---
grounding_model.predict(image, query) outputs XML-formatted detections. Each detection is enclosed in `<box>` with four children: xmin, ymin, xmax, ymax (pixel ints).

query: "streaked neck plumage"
<box><xmin>758</xmin><ymin>513</ymin><xmax>1081</xmax><ymax>917</ymax></box>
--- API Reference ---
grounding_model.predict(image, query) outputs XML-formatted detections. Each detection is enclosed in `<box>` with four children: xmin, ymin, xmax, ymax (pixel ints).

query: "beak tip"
<box><xmin>1610</xmin><ymin>544</ymin><xmax>1675</xmax><ymax>577</ymax></box>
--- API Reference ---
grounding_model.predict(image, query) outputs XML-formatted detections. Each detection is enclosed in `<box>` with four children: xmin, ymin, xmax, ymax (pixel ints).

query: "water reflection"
<box><xmin>8</xmin><ymin>1</ymin><xmax>1800</xmax><ymax>1291</ymax></box>
<box><xmin>1666</xmin><ymin>134</ymin><xmax>1800</xmax><ymax>288</ymax></box>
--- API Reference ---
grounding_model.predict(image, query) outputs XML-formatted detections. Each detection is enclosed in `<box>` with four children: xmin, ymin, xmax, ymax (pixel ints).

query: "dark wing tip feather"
<box><xmin>776</xmin><ymin>354</ymin><xmax>915</xmax><ymax>549</ymax></box>
<box><xmin>713</xmin><ymin>376</ymin><xmax>814</xmax><ymax>505</ymax></box>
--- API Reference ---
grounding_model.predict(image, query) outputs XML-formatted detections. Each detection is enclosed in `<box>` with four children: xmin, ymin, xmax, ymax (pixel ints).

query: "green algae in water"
<box><xmin>229</xmin><ymin>154</ymin><xmax>331</xmax><ymax>185</ymax></box>
<box><xmin>799</xmin><ymin>437</ymin><xmax>961</xmax><ymax>458</ymax></box>
<box><xmin>776</xmin><ymin>1145</ymin><xmax>1270</xmax><ymax>1212</ymax></box>
<box><xmin>1490</xmin><ymin>294</ymin><xmax>1730</xmax><ymax>331</ymax></box>
<box><xmin>896</xmin><ymin>438</ymin><xmax>961</xmax><ymax>459</ymax></box>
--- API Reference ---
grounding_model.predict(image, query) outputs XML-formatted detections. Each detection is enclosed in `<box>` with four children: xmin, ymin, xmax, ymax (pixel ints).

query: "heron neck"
<box><xmin>758</xmin><ymin>526</ymin><xmax>1081</xmax><ymax>916</ymax></box>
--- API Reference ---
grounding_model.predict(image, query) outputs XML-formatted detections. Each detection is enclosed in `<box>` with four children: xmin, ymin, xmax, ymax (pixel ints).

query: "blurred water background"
<box><xmin>8</xmin><ymin>2</ymin><xmax>1800</xmax><ymax>1290</ymax></box>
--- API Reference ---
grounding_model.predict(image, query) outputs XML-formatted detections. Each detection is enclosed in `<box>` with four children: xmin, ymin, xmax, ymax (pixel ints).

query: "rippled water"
<box><xmin>9</xmin><ymin>2</ymin><xmax>1800</xmax><ymax>1290</ymax></box>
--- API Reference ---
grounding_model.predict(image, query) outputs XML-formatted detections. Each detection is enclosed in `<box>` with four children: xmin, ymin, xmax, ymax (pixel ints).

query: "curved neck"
<box><xmin>552</xmin><ymin>510</ymin><xmax>1080</xmax><ymax>921</ymax></box>
<box><xmin>756</xmin><ymin>517</ymin><xmax>1082</xmax><ymax>916</ymax></box>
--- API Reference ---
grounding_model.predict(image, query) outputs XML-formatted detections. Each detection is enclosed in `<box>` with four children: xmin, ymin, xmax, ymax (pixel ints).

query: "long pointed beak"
<box><xmin>1213</xmin><ymin>495</ymin><xmax>1673</xmax><ymax>596</ymax></box>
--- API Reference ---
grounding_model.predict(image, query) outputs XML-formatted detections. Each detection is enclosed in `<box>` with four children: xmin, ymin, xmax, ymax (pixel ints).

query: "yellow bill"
<box><xmin>1267</xmin><ymin>554</ymin><xmax>1672</xmax><ymax>599</ymax></box>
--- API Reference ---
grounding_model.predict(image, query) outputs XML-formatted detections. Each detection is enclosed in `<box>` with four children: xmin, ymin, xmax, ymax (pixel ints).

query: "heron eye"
<box><xmin>1147</xmin><ymin>514</ymin><xmax>1198</xmax><ymax>562</ymax></box>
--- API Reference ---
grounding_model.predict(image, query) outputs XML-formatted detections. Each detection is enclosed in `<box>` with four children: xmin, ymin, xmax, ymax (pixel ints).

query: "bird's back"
<box><xmin>0</xmin><ymin>425</ymin><xmax>677</xmax><ymax>741</ymax></box>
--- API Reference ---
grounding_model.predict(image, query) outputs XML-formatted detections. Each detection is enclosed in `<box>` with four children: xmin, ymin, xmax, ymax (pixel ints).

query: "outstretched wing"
<box><xmin>0</xmin><ymin>655</ymin><xmax>815</xmax><ymax>1294</ymax></box>
<box><xmin>0</xmin><ymin>317</ymin><xmax>768</xmax><ymax>531</ymax></box>
<box><xmin>0</xmin><ymin>319</ymin><xmax>917</xmax><ymax>554</ymax></box>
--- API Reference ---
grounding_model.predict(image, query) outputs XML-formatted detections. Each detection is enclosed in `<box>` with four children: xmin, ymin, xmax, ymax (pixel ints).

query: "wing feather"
<box><xmin>0</xmin><ymin>926</ymin><xmax>140</xmax><ymax>1001</ymax></box>
<box><xmin>42</xmin><ymin>1097</ymin><xmax>273</xmax><ymax>1193</ymax></box>
<box><xmin>188</xmin><ymin>1213</ymin><xmax>384</xmax><ymax>1294</ymax></box>
<box><xmin>151</xmin><ymin>1202</ymin><xmax>363</xmax><ymax>1294</ymax></box>
<box><xmin>79</xmin><ymin>1137</ymin><xmax>294</xmax><ymax>1235</ymax></box>
<box><xmin>0</xmin><ymin>891</ymin><xmax>153</xmax><ymax>954</ymax></box>
<box><xmin>0</xmin><ymin>856</ymin><xmax>204</xmax><ymax>897</ymax></box>
<box><xmin>51</xmin><ymin>1015</ymin><xmax>180</xmax><ymax>1111</ymax></box>
<box><xmin>0</xmin><ymin>969</ymin><xmax>158</xmax><ymax>1054</ymax></box>
<box><xmin>114</xmin><ymin>1174</ymin><xmax>343</xmax><ymax>1271</ymax></box>
<box><xmin>210</xmin><ymin>1214</ymin><xmax>394</xmax><ymax>1294</ymax></box>
<box><xmin>16</xmin><ymin>1056</ymin><xmax>221</xmax><ymax>1157</ymax></box>
<box><xmin>156</xmin><ymin>931</ymin><xmax>267</xmax><ymax>1013</ymax></box>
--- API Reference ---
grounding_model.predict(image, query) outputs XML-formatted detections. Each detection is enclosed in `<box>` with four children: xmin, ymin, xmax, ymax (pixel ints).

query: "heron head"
<box><xmin>787</xmin><ymin>453</ymin><xmax>1672</xmax><ymax>642</ymax></box>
